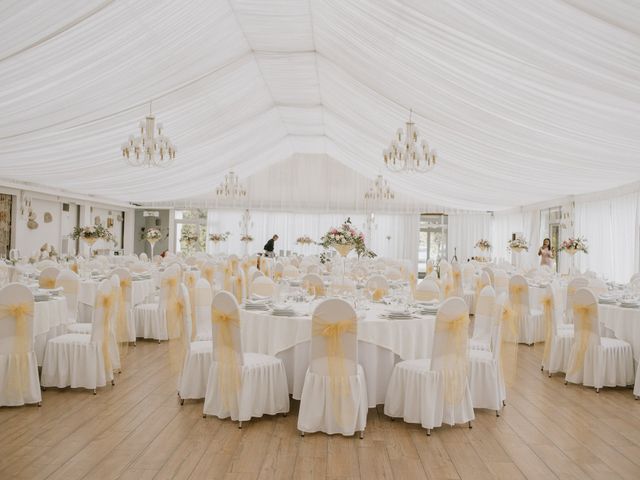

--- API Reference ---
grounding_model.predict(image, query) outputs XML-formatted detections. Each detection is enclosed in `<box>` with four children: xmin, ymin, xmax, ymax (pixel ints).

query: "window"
<box><xmin>418</xmin><ymin>213</ymin><xmax>448</xmax><ymax>277</ymax></box>
<box><xmin>175</xmin><ymin>209</ymin><xmax>207</xmax><ymax>255</ymax></box>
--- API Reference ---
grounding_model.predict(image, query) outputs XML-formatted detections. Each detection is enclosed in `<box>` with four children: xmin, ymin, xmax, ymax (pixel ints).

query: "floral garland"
<box><xmin>180</xmin><ymin>231</ymin><xmax>199</xmax><ymax>243</ymax></box>
<box><xmin>475</xmin><ymin>239</ymin><xmax>491</xmax><ymax>250</ymax></box>
<box><xmin>296</xmin><ymin>235</ymin><xmax>314</xmax><ymax>245</ymax></box>
<box><xmin>558</xmin><ymin>236</ymin><xmax>588</xmax><ymax>254</ymax></box>
<box><xmin>71</xmin><ymin>224</ymin><xmax>112</xmax><ymax>241</ymax></box>
<box><xmin>507</xmin><ymin>237</ymin><xmax>528</xmax><ymax>251</ymax></box>
<box><xmin>209</xmin><ymin>232</ymin><xmax>230</xmax><ymax>242</ymax></box>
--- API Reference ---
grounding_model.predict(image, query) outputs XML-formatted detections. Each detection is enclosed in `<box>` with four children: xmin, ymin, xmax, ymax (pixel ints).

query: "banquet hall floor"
<box><xmin>2</xmin><ymin>341</ymin><xmax>640</xmax><ymax>480</ymax></box>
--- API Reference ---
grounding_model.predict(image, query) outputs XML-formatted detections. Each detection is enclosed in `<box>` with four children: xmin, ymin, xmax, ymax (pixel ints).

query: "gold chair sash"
<box><xmin>409</xmin><ymin>273</ymin><xmax>417</xmax><ymax>298</ymax></box>
<box><xmin>40</xmin><ymin>277</ymin><xmax>56</xmax><ymax>289</ymax></box>
<box><xmin>116</xmin><ymin>279</ymin><xmax>131</xmax><ymax>362</ymax></box>
<box><xmin>427</xmin><ymin>264</ymin><xmax>434</xmax><ymax>275</ymax></box>
<box><xmin>212</xmin><ymin>308</ymin><xmax>242</xmax><ymax>411</ymax></box>
<box><xmin>370</xmin><ymin>287</ymin><xmax>386</xmax><ymax>302</ymax></box>
<box><xmin>234</xmin><ymin>276</ymin><xmax>243</xmax><ymax>304</ymax></box>
<box><xmin>70</xmin><ymin>263</ymin><xmax>79</xmax><ymax>274</ymax></box>
<box><xmin>162</xmin><ymin>276</ymin><xmax>181</xmax><ymax>370</ymax></box>
<box><xmin>435</xmin><ymin>313</ymin><xmax>469</xmax><ymax>404</ymax></box>
<box><xmin>0</xmin><ymin>302</ymin><xmax>34</xmax><ymax>397</ymax></box>
<box><xmin>500</xmin><ymin>304</ymin><xmax>519</xmax><ymax>385</ymax></box>
<box><xmin>96</xmin><ymin>292</ymin><xmax>115</xmax><ymax>376</ymax></box>
<box><xmin>169</xmin><ymin>298</ymin><xmax>187</xmax><ymax>374</ymax></box>
<box><xmin>305</xmin><ymin>282</ymin><xmax>325</xmax><ymax>297</ymax></box>
<box><xmin>201</xmin><ymin>266</ymin><xmax>215</xmax><ymax>286</ymax></box>
<box><xmin>312</xmin><ymin>315</ymin><xmax>357</xmax><ymax>427</ymax></box>
<box><xmin>568</xmin><ymin>303</ymin><xmax>597</xmax><ymax>376</ymax></box>
<box><xmin>223</xmin><ymin>265</ymin><xmax>233</xmax><ymax>292</ymax></box>
<box><xmin>185</xmin><ymin>274</ymin><xmax>197</xmax><ymax>339</ymax></box>
<box><xmin>541</xmin><ymin>295</ymin><xmax>553</xmax><ymax>365</ymax></box>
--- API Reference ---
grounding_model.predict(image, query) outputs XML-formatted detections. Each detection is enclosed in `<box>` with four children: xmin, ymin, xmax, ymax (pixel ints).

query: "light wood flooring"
<box><xmin>2</xmin><ymin>341</ymin><xmax>640</xmax><ymax>480</ymax></box>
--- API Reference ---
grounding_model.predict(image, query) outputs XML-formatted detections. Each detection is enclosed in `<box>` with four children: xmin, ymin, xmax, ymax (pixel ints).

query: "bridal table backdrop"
<box><xmin>1</xmin><ymin>0</ymin><xmax>640</xmax><ymax>479</ymax></box>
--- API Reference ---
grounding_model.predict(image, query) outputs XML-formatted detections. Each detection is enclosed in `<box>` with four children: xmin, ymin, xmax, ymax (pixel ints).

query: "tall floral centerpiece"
<box><xmin>319</xmin><ymin>218</ymin><xmax>373</xmax><ymax>286</ymax></box>
<box><xmin>145</xmin><ymin>227</ymin><xmax>162</xmax><ymax>258</ymax></box>
<box><xmin>180</xmin><ymin>230</ymin><xmax>199</xmax><ymax>255</ymax></box>
<box><xmin>558</xmin><ymin>236</ymin><xmax>588</xmax><ymax>275</ymax></box>
<box><xmin>474</xmin><ymin>239</ymin><xmax>491</xmax><ymax>262</ymax></box>
<box><xmin>209</xmin><ymin>232</ymin><xmax>230</xmax><ymax>254</ymax></box>
<box><xmin>507</xmin><ymin>237</ymin><xmax>528</xmax><ymax>268</ymax></box>
<box><xmin>296</xmin><ymin>235</ymin><xmax>314</xmax><ymax>255</ymax></box>
<box><xmin>71</xmin><ymin>224</ymin><xmax>110</xmax><ymax>256</ymax></box>
<box><xmin>240</xmin><ymin>234</ymin><xmax>253</xmax><ymax>256</ymax></box>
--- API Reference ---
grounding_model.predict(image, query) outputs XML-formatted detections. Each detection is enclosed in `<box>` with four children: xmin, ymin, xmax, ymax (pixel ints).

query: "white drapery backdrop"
<box><xmin>447</xmin><ymin>213</ymin><xmax>492</xmax><ymax>262</ymax></box>
<box><xmin>575</xmin><ymin>192</ymin><xmax>640</xmax><ymax>283</ymax></box>
<box><xmin>205</xmin><ymin>209</ymin><xmax>419</xmax><ymax>265</ymax></box>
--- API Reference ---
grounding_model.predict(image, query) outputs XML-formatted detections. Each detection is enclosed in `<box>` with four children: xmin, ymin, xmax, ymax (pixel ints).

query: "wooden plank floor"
<box><xmin>2</xmin><ymin>341</ymin><xmax>640</xmax><ymax>480</ymax></box>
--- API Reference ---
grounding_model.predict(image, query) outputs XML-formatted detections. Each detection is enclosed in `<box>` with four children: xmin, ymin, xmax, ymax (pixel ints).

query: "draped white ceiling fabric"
<box><xmin>0</xmin><ymin>0</ymin><xmax>639</xmax><ymax>211</ymax></box>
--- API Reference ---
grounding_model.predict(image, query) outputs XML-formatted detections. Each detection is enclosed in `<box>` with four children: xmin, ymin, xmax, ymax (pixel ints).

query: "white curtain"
<box><xmin>206</xmin><ymin>209</ymin><xmax>419</xmax><ymax>265</ymax></box>
<box><xmin>448</xmin><ymin>213</ymin><xmax>492</xmax><ymax>262</ymax></box>
<box><xmin>575</xmin><ymin>192</ymin><xmax>639</xmax><ymax>282</ymax></box>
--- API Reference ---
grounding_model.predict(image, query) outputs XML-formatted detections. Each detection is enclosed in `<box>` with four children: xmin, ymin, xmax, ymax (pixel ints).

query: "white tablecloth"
<box><xmin>599</xmin><ymin>304</ymin><xmax>640</xmax><ymax>362</ymax></box>
<box><xmin>78</xmin><ymin>279</ymin><xmax>154</xmax><ymax>306</ymax></box>
<box><xmin>240</xmin><ymin>303</ymin><xmax>435</xmax><ymax>406</ymax></box>
<box><xmin>33</xmin><ymin>297</ymin><xmax>69</xmax><ymax>365</ymax></box>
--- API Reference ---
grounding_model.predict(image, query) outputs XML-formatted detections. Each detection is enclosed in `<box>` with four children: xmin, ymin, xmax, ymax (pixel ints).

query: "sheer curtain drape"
<box><xmin>206</xmin><ymin>209</ymin><xmax>419</xmax><ymax>264</ymax></box>
<box><xmin>448</xmin><ymin>214</ymin><xmax>492</xmax><ymax>262</ymax></box>
<box><xmin>575</xmin><ymin>192</ymin><xmax>639</xmax><ymax>282</ymax></box>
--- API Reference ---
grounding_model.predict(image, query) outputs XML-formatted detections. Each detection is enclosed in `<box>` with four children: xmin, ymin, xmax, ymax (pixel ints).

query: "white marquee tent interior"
<box><xmin>2</xmin><ymin>2</ymin><xmax>640</xmax><ymax>476</ymax></box>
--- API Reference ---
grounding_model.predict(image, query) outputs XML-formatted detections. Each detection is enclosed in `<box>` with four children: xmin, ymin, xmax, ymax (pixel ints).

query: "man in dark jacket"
<box><xmin>263</xmin><ymin>234</ymin><xmax>279</xmax><ymax>257</ymax></box>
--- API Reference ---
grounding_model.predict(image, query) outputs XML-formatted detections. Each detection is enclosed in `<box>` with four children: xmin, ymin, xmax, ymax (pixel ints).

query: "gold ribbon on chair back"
<box><xmin>116</xmin><ymin>278</ymin><xmax>132</xmax><ymax>362</ymax></box>
<box><xmin>452</xmin><ymin>271</ymin><xmax>462</xmax><ymax>292</ymax></box>
<box><xmin>427</xmin><ymin>264</ymin><xmax>434</xmax><ymax>275</ymax></box>
<box><xmin>185</xmin><ymin>274</ymin><xmax>197</xmax><ymax>337</ymax></box>
<box><xmin>212</xmin><ymin>308</ymin><xmax>242</xmax><ymax>411</ymax></box>
<box><xmin>370</xmin><ymin>287</ymin><xmax>386</xmax><ymax>302</ymax></box>
<box><xmin>0</xmin><ymin>302</ymin><xmax>34</xmax><ymax>396</ymax></box>
<box><xmin>169</xmin><ymin>297</ymin><xmax>187</xmax><ymax>375</ymax></box>
<box><xmin>96</xmin><ymin>292</ymin><xmax>115</xmax><ymax>376</ymax></box>
<box><xmin>162</xmin><ymin>276</ymin><xmax>182</xmax><ymax>373</ymax></box>
<box><xmin>70</xmin><ymin>263</ymin><xmax>79</xmax><ymax>274</ymax></box>
<box><xmin>435</xmin><ymin>313</ymin><xmax>469</xmax><ymax>405</ymax></box>
<box><xmin>443</xmin><ymin>279</ymin><xmax>454</xmax><ymax>299</ymax></box>
<box><xmin>274</xmin><ymin>271</ymin><xmax>283</xmax><ymax>281</ymax></box>
<box><xmin>568</xmin><ymin>303</ymin><xmax>597</xmax><ymax>376</ymax></box>
<box><xmin>40</xmin><ymin>277</ymin><xmax>56</xmax><ymax>289</ymax></box>
<box><xmin>509</xmin><ymin>284</ymin><xmax>527</xmax><ymax>319</ymax></box>
<box><xmin>234</xmin><ymin>276</ymin><xmax>244</xmax><ymax>305</ymax></box>
<box><xmin>541</xmin><ymin>295</ymin><xmax>553</xmax><ymax>366</ymax></box>
<box><xmin>312</xmin><ymin>315</ymin><xmax>357</xmax><ymax>427</ymax></box>
<box><xmin>201</xmin><ymin>265</ymin><xmax>215</xmax><ymax>286</ymax></box>
<box><xmin>223</xmin><ymin>265</ymin><xmax>233</xmax><ymax>292</ymax></box>
<box><xmin>305</xmin><ymin>282</ymin><xmax>325</xmax><ymax>297</ymax></box>
<box><xmin>500</xmin><ymin>304</ymin><xmax>519</xmax><ymax>386</ymax></box>
<box><xmin>409</xmin><ymin>273</ymin><xmax>417</xmax><ymax>299</ymax></box>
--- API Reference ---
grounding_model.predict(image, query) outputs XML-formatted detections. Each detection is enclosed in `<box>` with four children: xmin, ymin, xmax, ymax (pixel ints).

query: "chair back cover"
<box><xmin>252</xmin><ymin>276</ymin><xmax>276</xmax><ymax>297</ymax></box>
<box><xmin>587</xmin><ymin>278</ymin><xmax>607</xmax><ymax>296</ymax></box>
<box><xmin>302</xmin><ymin>273</ymin><xmax>325</xmax><ymax>296</ymax></box>
<box><xmin>482</xmin><ymin>267</ymin><xmax>495</xmax><ymax>286</ymax></box>
<box><xmin>283</xmin><ymin>265</ymin><xmax>299</xmax><ymax>279</ymax></box>
<box><xmin>568</xmin><ymin>288</ymin><xmax>600</xmax><ymax>376</ymax></box>
<box><xmin>310</xmin><ymin>298</ymin><xmax>357</xmax><ymax>377</ymax></box>
<box><xmin>0</xmin><ymin>283</ymin><xmax>35</xmax><ymax>355</ymax></box>
<box><xmin>56</xmin><ymin>269</ymin><xmax>80</xmax><ymax>321</ymax></box>
<box><xmin>462</xmin><ymin>263</ymin><xmax>475</xmax><ymax>289</ymax></box>
<box><xmin>39</xmin><ymin>266</ymin><xmax>60</xmax><ymax>289</ymax></box>
<box><xmin>415</xmin><ymin>277</ymin><xmax>440</xmax><ymax>301</ymax></box>
<box><xmin>89</xmin><ymin>279</ymin><xmax>115</xmax><ymax>374</ymax></box>
<box><xmin>195</xmin><ymin>278</ymin><xmax>213</xmax><ymax>339</ymax></box>
<box><xmin>473</xmin><ymin>285</ymin><xmax>496</xmax><ymax>339</ymax></box>
<box><xmin>493</xmin><ymin>269</ymin><xmax>509</xmax><ymax>295</ymax></box>
<box><xmin>201</xmin><ymin>261</ymin><xmax>216</xmax><ymax>287</ymax></box>
<box><xmin>566</xmin><ymin>277</ymin><xmax>589</xmax><ymax>317</ymax></box>
<box><xmin>508</xmin><ymin>274</ymin><xmax>530</xmax><ymax>310</ymax></box>
<box><xmin>366</xmin><ymin>275</ymin><xmax>388</xmax><ymax>301</ymax></box>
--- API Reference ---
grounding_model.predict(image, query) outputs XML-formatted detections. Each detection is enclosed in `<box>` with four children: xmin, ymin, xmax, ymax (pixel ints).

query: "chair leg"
<box><xmin>502</xmin><ymin>400</ymin><xmax>506</xmax><ymax>406</ymax></box>
<box><xmin>111</xmin><ymin>379</ymin><xmax>115</xmax><ymax>386</ymax></box>
<box><xmin>540</xmin><ymin>365</ymin><xmax>543</xmax><ymax>371</ymax></box>
<box><xmin>496</xmin><ymin>410</ymin><xmax>500</xmax><ymax>417</ymax></box>
<box><xmin>359</xmin><ymin>430</ymin><xmax>364</xmax><ymax>440</ymax></box>
<box><xmin>596</xmin><ymin>388</ymin><xmax>600</xmax><ymax>393</ymax></box>
<box><xmin>37</xmin><ymin>401</ymin><xmax>41</xmax><ymax>407</ymax></box>
<box><xmin>426</xmin><ymin>429</ymin><xmax>431</xmax><ymax>436</ymax></box>
<box><xmin>548</xmin><ymin>372</ymin><xmax>552</xmax><ymax>378</ymax></box>
<box><xmin>300</xmin><ymin>431</ymin><xmax>305</xmax><ymax>437</ymax></box>
<box><xmin>468</xmin><ymin>421</ymin><xmax>472</xmax><ymax>429</ymax></box>
<box><xmin>92</xmin><ymin>389</ymin><xmax>97</xmax><ymax>395</ymax></box>
<box><xmin>157</xmin><ymin>339</ymin><xmax>161</xmax><ymax>344</ymax></box>
<box><xmin>238</xmin><ymin>421</ymin><xmax>243</xmax><ymax>429</ymax></box>
<box><xmin>202</xmin><ymin>413</ymin><xmax>207</xmax><ymax>419</ymax></box>
<box><xmin>564</xmin><ymin>381</ymin><xmax>568</xmax><ymax>385</ymax></box>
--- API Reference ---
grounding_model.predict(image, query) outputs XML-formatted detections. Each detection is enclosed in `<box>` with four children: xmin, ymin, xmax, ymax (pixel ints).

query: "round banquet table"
<box><xmin>77</xmin><ymin>278</ymin><xmax>154</xmax><ymax>322</ymax></box>
<box><xmin>33</xmin><ymin>296</ymin><xmax>69</xmax><ymax>366</ymax></box>
<box><xmin>599</xmin><ymin>304</ymin><xmax>640</xmax><ymax>362</ymax></box>
<box><xmin>240</xmin><ymin>303</ymin><xmax>436</xmax><ymax>407</ymax></box>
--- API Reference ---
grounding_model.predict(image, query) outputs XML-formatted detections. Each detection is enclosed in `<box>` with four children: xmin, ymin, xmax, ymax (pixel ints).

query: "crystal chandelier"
<box><xmin>364</xmin><ymin>175</ymin><xmax>395</xmax><ymax>201</ymax></box>
<box><xmin>383</xmin><ymin>109</ymin><xmax>437</xmax><ymax>173</ymax></box>
<box><xmin>121</xmin><ymin>102</ymin><xmax>176</xmax><ymax>167</ymax></box>
<box><xmin>216</xmin><ymin>171</ymin><xmax>247</xmax><ymax>198</ymax></box>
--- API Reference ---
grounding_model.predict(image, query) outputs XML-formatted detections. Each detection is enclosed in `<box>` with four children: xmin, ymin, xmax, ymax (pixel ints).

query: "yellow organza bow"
<box><xmin>223</xmin><ymin>266</ymin><xmax>233</xmax><ymax>292</ymax></box>
<box><xmin>185</xmin><ymin>274</ymin><xmax>197</xmax><ymax>333</ymax></box>
<box><xmin>40</xmin><ymin>277</ymin><xmax>56</xmax><ymax>289</ymax></box>
<box><xmin>169</xmin><ymin>298</ymin><xmax>186</xmax><ymax>374</ymax></box>
<box><xmin>305</xmin><ymin>283</ymin><xmax>325</xmax><ymax>297</ymax></box>
<box><xmin>70</xmin><ymin>263</ymin><xmax>79</xmax><ymax>274</ymax></box>
<box><xmin>568</xmin><ymin>303</ymin><xmax>597</xmax><ymax>376</ymax></box>
<box><xmin>96</xmin><ymin>292</ymin><xmax>115</xmax><ymax>376</ymax></box>
<box><xmin>234</xmin><ymin>276</ymin><xmax>243</xmax><ymax>304</ymax></box>
<box><xmin>435</xmin><ymin>313</ymin><xmax>469</xmax><ymax>404</ymax></box>
<box><xmin>509</xmin><ymin>284</ymin><xmax>526</xmax><ymax>304</ymax></box>
<box><xmin>116</xmin><ymin>278</ymin><xmax>132</xmax><ymax>361</ymax></box>
<box><xmin>427</xmin><ymin>264</ymin><xmax>434</xmax><ymax>274</ymax></box>
<box><xmin>212</xmin><ymin>308</ymin><xmax>242</xmax><ymax>411</ymax></box>
<box><xmin>409</xmin><ymin>273</ymin><xmax>417</xmax><ymax>297</ymax></box>
<box><xmin>162</xmin><ymin>276</ymin><xmax>180</xmax><ymax>345</ymax></box>
<box><xmin>443</xmin><ymin>281</ymin><xmax>454</xmax><ymax>299</ymax></box>
<box><xmin>370</xmin><ymin>288</ymin><xmax>386</xmax><ymax>302</ymax></box>
<box><xmin>202</xmin><ymin>266</ymin><xmax>215</xmax><ymax>285</ymax></box>
<box><xmin>501</xmin><ymin>304</ymin><xmax>519</xmax><ymax>385</ymax></box>
<box><xmin>541</xmin><ymin>295</ymin><xmax>553</xmax><ymax>365</ymax></box>
<box><xmin>312</xmin><ymin>316</ymin><xmax>357</xmax><ymax>426</ymax></box>
<box><xmin>0</xmin><ymin>302</ymin><xmax>34</xmax><ymax>398</ymax></box>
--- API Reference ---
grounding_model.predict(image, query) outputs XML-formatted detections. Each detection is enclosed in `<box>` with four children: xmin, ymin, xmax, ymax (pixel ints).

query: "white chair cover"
<box><xmin>251</xmin><ymin>276</ymin><xmax>276</xmax><ymax>297</ymax></box>
<box><xmin>41</xmin><ymin>279</ymin><xmax>115</xmax><ymax>391</ymax></box>
<box><xmin>302</xmin><ymin>273</ymin><xmax>325</xmax><ymax>297</ymax></box>
<box><xmin>0</xmin><ymin>284</ymin><xmax>41</xmax><ymax>406</ymax></box>
<box><xmin>194</xmin><ymin>278</ymin><xmax>213</xmax><ymax>341</ymax></box>
<box><xmin>541</xmin><ymin>282</ymin><xmax>573</xmax><ymax>375</ymax></box>
<box><xmin>565</xmin><ymin>288</ymin><xmax>634</xmax><ymax>390</ymax></box>
<box><xmin>509</xmin><ymin>274</ymin><xmax>544</xmax><ymax>345</ymax></box>
<box><xmin>415</xmin><ymin>278</ymin><xmax>440</xmax><ymax>302</ymax></box>
<box><xmin>56</xmin><ymin>269</ymin><xmax>80</xmax><ymax>323</ymax></box>
<box><xmin>134</xmin><ymin>264</ymin><xmax>181</xmax><ymax>341</ymax></box>
<box><xmin>297</xmin><ymin>298</ymin><xmax>368</xmax><ymax>436</ymax></box>
<box><xmin>565</xmin><ymin>277</ymin><xmax>589</xmax><ymax>324</ymax></box>
<box><xmin>469</xmin><ymin>285</ymin><xmax>496</xmax><ymax>351</ymax></box>
<box><xmin>384</xmin><ymin>297</ymin><xmax>474</xmax><ymax>433</ymax></box>
<box><xmin>39</xmin><ymin>266</ymin><xmax>60</xmax><ymax>289</ymax></box>
<box><xmin>203</xmin><ymin>291</ymin><xmax>289</xmax><ymax>422</ymax></box>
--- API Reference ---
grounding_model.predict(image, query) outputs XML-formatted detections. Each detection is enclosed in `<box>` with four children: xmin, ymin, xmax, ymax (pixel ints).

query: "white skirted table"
<box><xmin>240</xmin><ymin>303</ymin><xmax>436</xmax><ymax>407</ymax></box>
<box><xmin>599</xmin><ymin>304</ymin><xmax>640</xmax><ymax>362</ymax></box>
<box><xmin>77</xmin><ymin>278</ymin><xmax>155</xmax><ymax>322</ymax></box>
<box><xmin>33</xmin><ymin>296</ymin><xmax>69</xmax><ymax>365</ymax></box>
